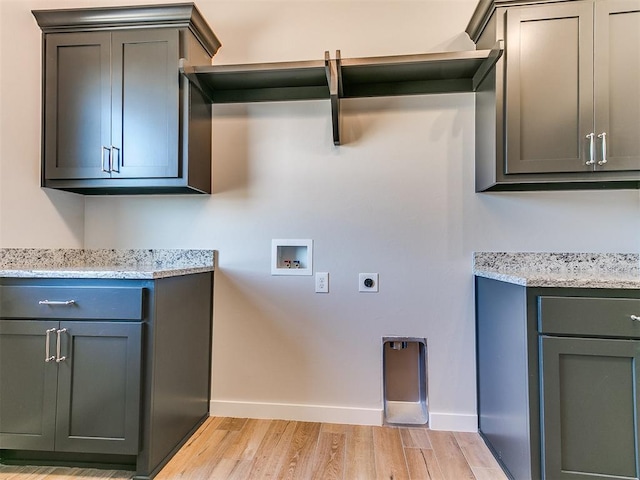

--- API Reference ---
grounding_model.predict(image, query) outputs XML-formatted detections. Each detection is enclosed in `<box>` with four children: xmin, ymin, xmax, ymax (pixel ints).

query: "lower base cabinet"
<box><xmin>541</xmin><ymin>336</ymin><xmax>640</xmax><ymax>480</ymax></box>
<box><xmin>0</xmin><ymin>273</ymin><xmax>213</xmax><ymax>479</ymax></box>
<box><xmin>0</xmin><ymin>320</ymin><xmax>141</xmax><ymax>455</ymax></box>
<box><xmin>476</xmin><ymin>277</ymin><xmax>640</xmax><ymax>480</ymax></box>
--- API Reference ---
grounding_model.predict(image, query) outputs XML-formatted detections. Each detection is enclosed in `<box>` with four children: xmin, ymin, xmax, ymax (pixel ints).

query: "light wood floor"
<box><xmin>0</xmin><ymin>417</ymin><xmax>507</xmax><ymax>480</ymax></box>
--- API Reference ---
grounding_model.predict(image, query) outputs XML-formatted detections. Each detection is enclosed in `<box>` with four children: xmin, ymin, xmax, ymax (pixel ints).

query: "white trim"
<box><xmin>211</xmin><ymin>401</ymin><xmax>477</xmax><ymax>432</ymax></box>
<box><xmin>210</xmin><ymin>400</ymin><xmax>383</xmax><ymax>426</ymax></box>
<box><xmin>428</xmin><ymin>412</ymin><xmax>477</xmax><ymax>432</ymax></box>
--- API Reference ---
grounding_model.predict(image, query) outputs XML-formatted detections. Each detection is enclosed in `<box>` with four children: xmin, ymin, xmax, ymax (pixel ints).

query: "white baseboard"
<box><xmin>211</xmin><ymin>400</ymin><xmax>477</xmax><ymax>432</ymax></box>
<box><xmin>428</xmin><ymin>412</ymin><xmax>477</xmax><ymax>432</ymax></box>
<box><xmin>210</xmin><ymin>400</ymin><xmax>384</xmax><ymax>426</ymax></box>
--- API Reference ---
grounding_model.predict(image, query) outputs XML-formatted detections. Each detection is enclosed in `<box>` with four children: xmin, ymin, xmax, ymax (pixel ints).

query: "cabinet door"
<box><xmin>44</xmin><ymin>32</ymin><xmax>112</xmax><ymax>180</ymax></box>
<box><xmin>54</xmin><ymin>321</ymin><xmax>142</xmax><ymax>455</ymax></box>
<box><xmin>504</xmin><ymin>2</ymin><xmax>594</xmax><ymax>174</ymax></box>
<box><xmin>110</xmin><ymin>29</ymin><xmax>180</xmax><ymax>179</ymax></box>
<box><xmin>594</xmin><ymin>0</ymin><xmax>640</xmax><ymax>171</ymax></box>
<box><xmin>540</xmin><ymin>336</ymin><xmax>640</xmax><ymax>480</ymax></box>
<box><xmin>0</xmin><ymin>320</ymin><xmax>59</xmax><ymax>450</ymax></box>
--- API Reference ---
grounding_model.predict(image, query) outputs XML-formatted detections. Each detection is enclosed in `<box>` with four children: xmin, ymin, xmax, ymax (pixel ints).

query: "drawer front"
<box><xmin>0</xmin><ymin>286</ymin><xmax>143</xmax><ymax>320</ymax></box>
<box><xmin>538</xmin><ymin>296</ymin><xmax>640</xmax><ymax>338</ymax></box>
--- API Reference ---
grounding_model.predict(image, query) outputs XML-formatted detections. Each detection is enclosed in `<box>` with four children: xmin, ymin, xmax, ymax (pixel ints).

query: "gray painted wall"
<box><xmin>1</xmin><ymin>0</ymin><xmax>639</xmax><ymax>429</ymax></box>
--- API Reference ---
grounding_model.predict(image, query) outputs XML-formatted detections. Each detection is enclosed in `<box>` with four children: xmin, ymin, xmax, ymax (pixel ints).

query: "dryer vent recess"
<box><xmin>382</xmin><ymin>337</ymin><xmax>428</xmax><ymax>426</ymax></box>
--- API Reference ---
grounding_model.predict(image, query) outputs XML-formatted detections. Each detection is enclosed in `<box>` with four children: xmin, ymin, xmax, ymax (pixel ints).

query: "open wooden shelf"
<box><xmin>181</xmin><ymin>42</ymin><xmax>503</xmax><ymax>144</ymax></box>
<box><xmin>340</xmin><ymin>48</ymin><xmax>500</xmax><ymax>97</ymax></box>
<box><xmin>185</xmin><ymin>59</ymin><xmax>329</xmax><ymax>103</ymax></box>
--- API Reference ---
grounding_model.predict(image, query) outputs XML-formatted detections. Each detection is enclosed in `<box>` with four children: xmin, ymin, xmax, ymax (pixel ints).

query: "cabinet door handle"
<box><xmin>56</xmin><ymin>328</ymin><xmax>67</xmax><ymax>363</ymax></box>
<box><xmin>45</xmin><ymin>327</ymin><xmax>56</xmax><ymax>363</ymax></box>
<box><xmin>630</xmin><ymin>315</ymin><xmax>640</xmax><ymax>322</ymax></box>
<box><xmin>111</xmin><ymin>146</ymin><xmax>120</xmax><ymax>173</ymax></box>
<box><xmin>102</xmin><ymin>146</ymin><xmax>112</xmax><ymax>173</ymax></box>
<box><xmin>39</xmin><ymin>299</ymin><xmax>75</xmax><ymax>306</ymax></box>
<box><xmin>597</xmin><ymin>132</ymin><xmax>607</xmax><ymax>165</ymax></box>
<box><xmin>585</xmin><ymin>133</ymin><xmax>596</xmax><ymax>165</ymax></box>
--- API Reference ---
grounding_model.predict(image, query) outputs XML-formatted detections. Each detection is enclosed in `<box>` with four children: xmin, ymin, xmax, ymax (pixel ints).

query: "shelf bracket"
<box><xmin>472</xmin><ymin>40</ymin><xmax>504</xmax><ymax>91</ymax></box>
<box><xmin>325</xmin><ymin>50</ymin><xmax>343</xmax><ymax>146</ymax></box>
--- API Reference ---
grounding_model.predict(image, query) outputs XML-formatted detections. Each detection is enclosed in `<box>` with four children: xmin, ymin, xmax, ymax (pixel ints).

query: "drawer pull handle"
<box><xmin>39</xmin><ymin>300</ymin><xmax>76</xmax><ymax>306</ymax></box>
<box><xmin>585</xmin><ymin>133</ymin><xmax>596</xmax><ymax>165</ymax></box>
<box><xmin>631</xmin><ymin>315</ymin><xmax>640</xmax><ymax>322</ymax></box>
<box><xmin>45</xmin><ymin>328</ymin><xmax>56</xmax><ymax>363</ymax></box>
<box><xmin>102</xmin><ymin>146</ymin><xmax>111</xmax><ymax>173</ymax></box>
<box><xmin>597</xmin><ymin>132</ymin><xmax>607</xmax><ymax>165</ymax></box>
<box><xmin>56</xmin><ymin>328</ymin><xmax>67</xmax><ymax>363</ymax></box>
<box><xmin>111</xmin><ymin>146</ymin><xmax>121</xmax><ymax>172</ymax></box>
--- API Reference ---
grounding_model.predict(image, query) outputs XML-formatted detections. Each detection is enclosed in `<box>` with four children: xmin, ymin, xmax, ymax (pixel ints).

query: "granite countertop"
<box><xmin>0</xmin><ymin>249</ymin><xmax>215</xmax><ymax>279</ymax></box>
<box><xmin>474</xmin><ymin>252</ymin><xmax>640</xmax><ymax>289</ymax></box>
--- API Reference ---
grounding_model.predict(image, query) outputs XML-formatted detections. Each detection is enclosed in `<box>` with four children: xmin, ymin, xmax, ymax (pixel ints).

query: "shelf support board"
<box><xmin>325</xmin><ymin>50</ymin><xmax>342</xmax><ymax>146</ymax></box>
<box><xmin>472</xmin><ymin>40</ymin><xmax>504</xmax><ymax>91</ymax></box>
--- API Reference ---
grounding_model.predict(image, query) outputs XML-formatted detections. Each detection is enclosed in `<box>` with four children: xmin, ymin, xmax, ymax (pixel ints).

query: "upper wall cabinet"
<box><xmin>33</xmin><ymin>4</ymin><xmax>221</xmax><ymax>195</ymax></box>
<box><xmin>468</xmin><ymin>0</ymin><xmax>640</xmax><ymax>191</ymax></box>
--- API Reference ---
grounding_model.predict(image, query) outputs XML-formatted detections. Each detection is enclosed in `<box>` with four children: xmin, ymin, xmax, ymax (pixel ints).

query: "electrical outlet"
<box><xmin>315</xmin><ymin>272</ymin><xmax>329</xmax><ymax>293</ymax></box>
<box><xmin>359</xmin><ymin>273</ymin><xmax>379</xmax><ymax>292</ymax></box>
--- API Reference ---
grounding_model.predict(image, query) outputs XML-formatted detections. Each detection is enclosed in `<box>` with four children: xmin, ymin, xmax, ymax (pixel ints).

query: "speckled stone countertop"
<box><xmin>474</xmin><ymin>252</ymin><xmax>640</xmax><ymax>289</ymax></box>
<box><xmin>0</xmin><ymin>249</ymin><xmax>215</xmax><ymax>279</ymax></box>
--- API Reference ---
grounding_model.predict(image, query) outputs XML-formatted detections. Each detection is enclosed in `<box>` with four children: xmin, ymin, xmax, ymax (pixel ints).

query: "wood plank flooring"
<box><xmin>0</xmin><ymin>417</ymin><xmax>507</xmax><ymax>480</ymax></box>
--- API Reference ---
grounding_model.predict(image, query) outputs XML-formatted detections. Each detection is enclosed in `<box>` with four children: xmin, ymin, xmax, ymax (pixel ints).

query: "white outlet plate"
<box><xmin>315</xmin><ymin>272</ymin><xmax>329</xmax><ymax>293</ymax></box>
<box><xmin>359</xmin><ymin>273</ymin><xmax>379</xmax><ymax>292</ymax></box>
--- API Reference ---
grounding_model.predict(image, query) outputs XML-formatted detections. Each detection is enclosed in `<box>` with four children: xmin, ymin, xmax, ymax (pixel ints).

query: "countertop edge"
<box><xmin>0</xmin><ymin>265</ymin><xmax>215</xmax><ymax>280</ymax></box>
<box><xmin>473</xmin><ymin>270</ymin><xmax>640</xmax><ymax>289</ymax></box>
<box><xmin>473</xmin><ymin>270</ymin><xmax>528</xmax><ymax>286</ymax></box>
<box><xmin>0</xmin><ymin>248</ymin><xmax>215</xmax><ymax>279</ymax></box>
<box><xmin>473</xmin><ymin>252</ymin><xmax>640</xmax><ymax>289</ymax></box>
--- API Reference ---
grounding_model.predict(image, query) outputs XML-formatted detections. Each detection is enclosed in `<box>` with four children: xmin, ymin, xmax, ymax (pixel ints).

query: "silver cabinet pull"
<box><xmin>56</xmin><ymin>328</ymin><xmax>67</xmax><ymax>363</ymax></box>
<box><xmin>102</xmin><ymin>146</ymin><xmax>111</xmax><ymax>173</ymax></box>
<box><xmin>585</xmin><ymin>133</ymin><xmax>596</xmax><ymax>165</ymax></box>
<box><xmin>39</xmin><ymin>299</ymin><xmax>75</xmax><ymax>306</ymax></box>
<box><xmin>45</xmin><ymin>328</ymin><xmax>56</xmax><ymax>363</ymax></box>
<box><xmin>630</xmin><ymin>315</ymin><xmax>640</xmax><ymax>322</ymax></box>
<box><xmin>111</xmin><ymin>146</ymin><xmax>121</xmax><ymax>173</ymax></box>
<box><xmin>597</xmin><ymin>132</ymin><xmax>607</xmax><ymax>165</ymax></box>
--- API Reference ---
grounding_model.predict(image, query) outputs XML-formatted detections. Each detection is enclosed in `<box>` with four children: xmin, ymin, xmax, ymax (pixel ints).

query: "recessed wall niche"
<box><xmin>271</xmin><ymin>239</ymin><xmax>313</xmax><ymax>276</ymax></box>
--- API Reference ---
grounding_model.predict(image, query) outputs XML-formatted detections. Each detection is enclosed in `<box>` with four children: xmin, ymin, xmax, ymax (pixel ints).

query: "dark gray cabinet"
<box><xmin>593</xmin><ymin>0</ymin><xmax>640</xmax><ymax>172</ymax></box>
<box><xmin>540</xmin><ymin>337</ymin><xmax>640</xmax><ymax>479</ymax></box>
<box><xmin>55</xmin><ymin>322</ymin><xmax>143</xmax><ymax>455</ymax></box>
<box><xmin>0</xmin><ymin>273</ymin><xmax>214</xmax><ymax>479</ymax></box>
<box><xmin>0</xmin><ymin>288</ymin><xmax>143</xmax><ymax>455</ymax></box>
<box><xmin>1</xmin><ymin>321</ymin><xmax>142</xmax><ymax>454</ymax></box>
<box><xmin>476</xmin><ymin>278</ymin><xmax>541</xmax><ymax>480</ymax></box>
<box><xmin>538</xmin><ymin>295</ymin><xmax>640</xmax><ymax>480</ymax></box>
<box><xmin>468</xmin><ymin>0</ymin><xmax>640</xmax><ymax>190</ymax></box>
<box><xmin>33</xmin><ymin>4</ymin><xmax>221</xmax><ymax>195</ymax></box>
<box><xmin>475</xmin><ymin>277</ymin><xmax>640</xmax><ymax>479</ymax></box>
<box><xmin>43</xmin><ymin>32</ymin><xmax>111</xmax><ymax>181</ymax></box>
<box><xmin>503</xmin><ymin>2</ymin><xmax>593</xmax><ymax>175</ymax></box>
<box><xmin>44</xmin><ymin>30</ymin><xmax>179</xmax><ymax>182</ymax></box>
<box><xmin>0</xmin><ymin>321</ymin><xmax>59</xmax><ymax>451</ymax></box>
